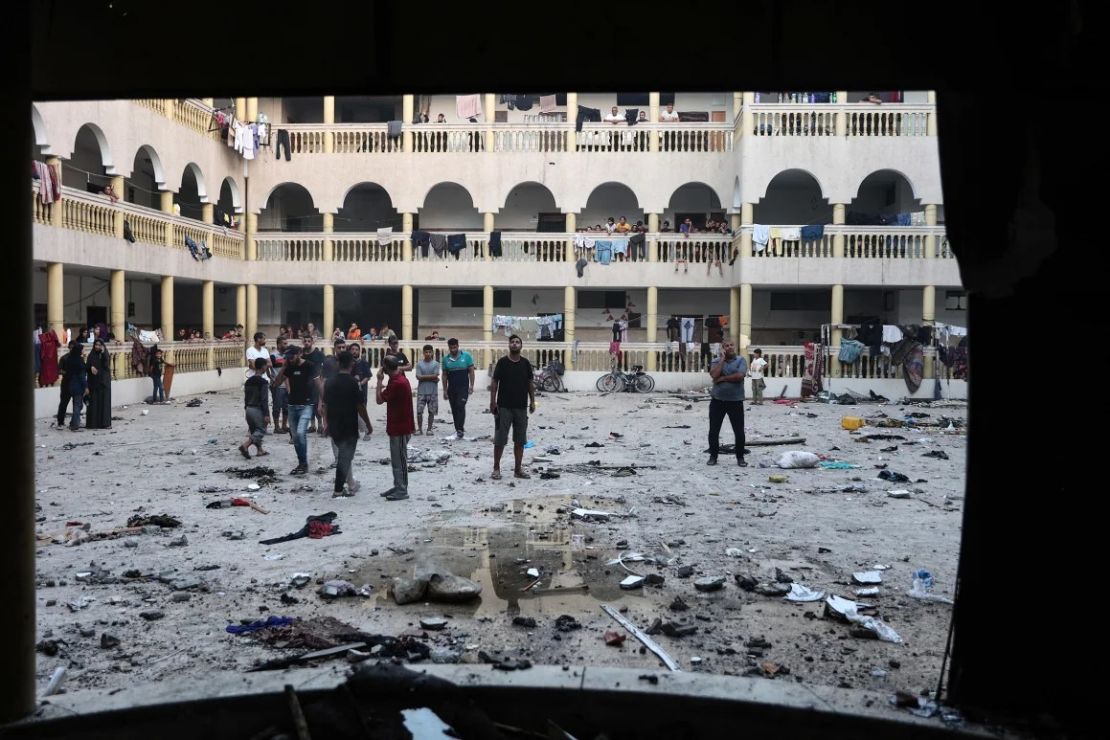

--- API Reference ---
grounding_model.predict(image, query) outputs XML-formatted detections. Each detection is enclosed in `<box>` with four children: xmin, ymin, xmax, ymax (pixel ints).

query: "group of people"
<box><xmin>53</xmin><ymin>339</ymin><xmax>115</xmax><ymax>431</ymax></box>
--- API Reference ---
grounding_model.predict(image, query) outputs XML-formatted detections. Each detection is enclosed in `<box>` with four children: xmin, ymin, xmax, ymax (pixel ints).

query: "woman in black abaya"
<box><xmin>84</xmin><ymin>338</ymin><xmax>112</xmax><ymax>429</ymax></box>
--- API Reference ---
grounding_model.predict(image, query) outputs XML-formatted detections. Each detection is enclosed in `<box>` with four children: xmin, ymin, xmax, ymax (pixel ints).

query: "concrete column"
<box><xmin>647</xmin><ymin>213</ymin><xmax>659</xmax><ymax>262</ymax></box>
<box><xmin>649</xmin><ymin>92</ymin><xmax>660</xmax><ymax>152</ymax></box>
<box><xmin>739</xmin><ymin>284</ymin><xmax>752</xmax><ymax>351</ymax></box>
<box><xmin>483</xmin><ymin>93</ymin><xmax>495</xmax><ymax>151</ymax></box>
<box><xmin>160</xmin><ymin>190</ymin><xmax>174</xmax><ymax>246</ymax></box>
<box><xmin>202</xmin><ymin>280</ymin><xmax>214</xmax><ymax>368</ymax></box>
<box><xmin>646</xmin><ymin>286</ymin><xmax>658</xmax><ymax>371</ymax></box>
<box><xmin>740</xmin><ymin>92</ymin><xmax>754</xmax><ymax>140</ymax></box>
<box><xmin>47</xmin><ymin>262</ymin><xmax>64</xmax><ymax>338</ymax></box>
<box><xmin>323</xmin><ymin>284</ymin><xmax>335</xmax><ymax>344</ymax></box>
<box><xmin>927</xmin><ymin>90</ymin><xmax>937</xmax><ymax>136</ymax></box>
<box><xmin>483</xmin><ymin>212</ymin><xmax>494</xmax><ymax>260</ymax></box>
<box><xmin>111</xmin><ymin>175</ymin><xmax>124</xmax><ymax>238</ymax></box>
<box><xmin>201</xmin><ymin>202</ymin><xmax>214</xmax><ymax>224</ymax></box>
<box><xmin>402</xmin><ymin>213</ymin><xmax>414</xmax><ymax>261</ymax></box>
<box><xmin>483</xmin><ymin>285</ymin><xmax>494</xmax><ymax>368</ymax></box>
<box><xmin>161</xmin><ymin>276</ymin><xmax>174</xmax><ymax>341</ymax></box>
<box><xmin>110</xmin><ymin>270</ymin><xmax>126</xmax><ymax>341</ymax></box>
<box><xmin>401</xmin><ymin>284</ymin><xmax>414</xmax><ymax>340</ymax></box>
<box><xmin>46</xmin><ymin>157</ymin><xmax>63</xmax><ymax>227</ymax></box>
<box><xmin>830</xmin><ymin>284</ymin><xmax>844</xmax><ymax>377</ymax></box>
<box><xmin>565</xmin><ymin>212</ymin><xmax>576</xmax><ymax>263</ymax></box>
<box><xmin>740</xmin><ymin>202</ymin><xmax>754</xmax><ymax>257</ymax></box>
<box><xmin>202</xmin><ymin>97</ymin><xmax>215</xmax><ymax>108</ymax></box>
<box><xmin>323</xmin><ymin>94</ymin><xmax>335</xmax><ymax>153</ymax></box>
<box><xmin>836</xmin><ymin>91</ymin><xmax>849</xmax><ymax>136</ymax></box>
<box><xmin>235</xmin><ymin>285</ymin><xmax>246</xmax><ymax>331</ymax></box>
<box><xmin>322</xmin><ymin>212</ymin><xmax>334</xmax><ymax>261</ymax></box>
<box><xmin>729</xmin><ymin>286</ymin><xmax>740</xmax><ymax>347</ymax></box>
<box><xmin>923</xmin><ymin>285</ymin><xmax>937</xmax><ymax>377</ymax></box>
<box><xmin>566</xmin><ymin>92</ymin><xmax>577</xmax><ymax>149</ymax></box>
<box><xmin>235</xmin><ymin>97</ymin><xmax>247</xmax><ymax>119</ymax></box>
<box><xmin>246</xmin><ymin>212</ymin><xmax>257</xmax><ymax>261</ymax></box>
<box><xmin>564</xmin><ymin>286</ymin><xmax>576</xmax><ymax>370</ymax></box>
<box><xmin>832</xmin><ymin>203</ymin><xmax>846</xmax><ymax>258</ymax></box>
<box><xmin>246</xmin><ymin>97</ymin><xmax>258</xmax><ymax>122</ymax></box>
<box><xmin>402</xmin><ymin>95</ymin><xmax>413</xmax><ymax>153</ymax></box>
<box><xmin>246</xmin><ymin>284</ymin><xmax>258</xmax><ymax>338</ymax></box>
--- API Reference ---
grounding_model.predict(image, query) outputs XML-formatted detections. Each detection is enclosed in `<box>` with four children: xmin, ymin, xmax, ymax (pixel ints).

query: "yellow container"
<box><xmin>841</xmin><ymin>416</ymin><xmax>865</xmax><ymax>431</ymax></box>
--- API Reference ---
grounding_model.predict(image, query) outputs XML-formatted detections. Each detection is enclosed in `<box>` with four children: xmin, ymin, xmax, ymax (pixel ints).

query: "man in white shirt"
<box><xmin>749</xmin><ymin>348</ymin><xmax>768</xmax><ymax>405</ymax></box>
<box><xmin>660</xmin><ymin>104</ymin><xmax>679</xmax><ymax>122</ymax></box>
<box><xmin>246</xmin><ymin>332</ymin><xmax>270</xmax><ymax>380</ymax></box>
<box><xmin>604</xmin><ymin>106</ymin><xmax>623</xmax><ymax>124</ymax></box>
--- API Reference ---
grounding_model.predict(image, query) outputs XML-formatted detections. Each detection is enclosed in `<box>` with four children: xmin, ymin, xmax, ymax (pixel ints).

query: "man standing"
<box><xmin>489</xmin><ymin>335</ymin><xmax>535</xmax><ymax>480</ymax></box>
<box><xmin>385</xmin><ymin>336</ymin><xmax>412</xmax><ymax>373</ymax></box>
<box><xmin>62</xmin><ymin>342</ymin><xmax>88</xmax><ymax>431</ymax></box>
<box><xmin>376</xmin><ymin>356</ymin><xmax>415</xmax><ymax>501</ymax></box>
<box><xmin>441</xmin><ymin>338</ymin><xmax>476</xmax><ymax>440</ymax></box>
<box><xmin>239</xmin><ymin>357</ymin><xmax>271</xmax><ymax>458</ymax></box>
<box><xmin>749</xmin><ymin>348</ymin><xmax>768</xmax><ymax>405</ymax></box>
<box><xmin>271</xmin><ymin>345</ymin><xmax>317</xmax><ymax>475</ymax></box>
<box><xmin>246</xmin><ymin>332</ymin><xmax>268</xmax><ymax>379</ymax></box>
<box><xmin>270</xmin><ymin>336</ymin><xmax>290</xmax><ymax>433</ymax></box>
<box><xmin>707</xmin><ymin>340</ymin><xmax>749</xmax><ymax>467</ymax></box>
<box><xmin>414</xmin><ymin>344</ymin><xmax>441</xmax><ymax>436</ymax></box>
<box><xmin>349</xmin><ymin>343</ymin><xmax>374</xmax><ymax>439</ymax></box>
<box><xmin>302</xmin><ymin>335</ymin><xmax>325</xmax><ymax>433</ymax></box>
<box><xmin>320</xmin><ymin>350</ymin><xmax>367</xmax><ymax>497</ymax></box>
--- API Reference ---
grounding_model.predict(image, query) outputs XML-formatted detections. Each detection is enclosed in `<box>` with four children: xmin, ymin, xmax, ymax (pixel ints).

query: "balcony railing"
<box><xmin>744</xmin><ymin>225</ymin><xmax>952</xmax><ymax>259</ymax></box>
<box><xmin>38</xmin><ymin>340</ymin><xmax>247</xmax><ymax>388</ymax></box>
<box><xmin>134</xmin><ymin>99</ymin><xmax>217</xmax><ymax>139</ymax></box>
<box><xmin>748</xmin><ymin>104</ymin><xmax>932</xmax><ymax>137</ymax></box>
<box><xmin>32</xmin><ymin>182</ymin><xmax>244</xmax><ymax>258</ymax></box>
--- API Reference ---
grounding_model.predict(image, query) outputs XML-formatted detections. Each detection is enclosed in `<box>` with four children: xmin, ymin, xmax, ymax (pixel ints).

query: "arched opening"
<box><xmin>336</xmin><ymin>183</ymin><xmax>399</xmax><ymax>232</ymax></box>
<box><xmin>581</xmin><ymin>182</ymin><xmax>643</xmax><ymax>230</ymax></box>
<box><xmin>125</xmin><ymin>146</ymin><xmax>165</xmax><ymax>209</ymax></box>
<box><xmin>30</xmin><ymin>105</ymin><xmax>49</xmax><ymax>158</ymax></box>
<box><xmin>418</xmin><ymin>182</ymin><xmax>481</xmax><ymax>230</ymax></box>
<box><xmin>666</xmin><ymin>182</ymin><xmax>724</xmax><ymax>231</ymax></box>
<box><xmin>216</xmin><ymin>177</ymin><xmax>241</xmax><ymax>225</ymax></box>
<box><xmin>754</xmin><ymin>169</ymin><xmax>830</xmax><ymax>224</ymax></box>
<box><xmin>259</xmin><ymin>183</ymin><xmax>320</xmax><ymax>232</ymax></box>
<box><xmin>177</xmin><ymin>164</ymin><xmax>207</xmax><ymax>221</ymax></box>
<box><xmin>501</xmin><ymin>182</ymin><xmax>559</xmax><ymax>230</ymax></box>
<box><xmin>849</xmin><ymin>170</ymin><xmax>924</xmax><ymax>224</ymax></box>
<box><xmin>63</xmin><ymin>123</ymin><xmax>112</xmax><ymax>193</ymax></box>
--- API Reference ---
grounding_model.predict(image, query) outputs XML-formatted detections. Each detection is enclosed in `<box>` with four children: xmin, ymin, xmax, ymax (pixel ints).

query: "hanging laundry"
<box><xmin>539</xmin><ymin>95</ymin><xmax>557</xmax><ymax>113</ymax></box>
<box><xmin>429</xmin><ymin>233</ymin><xmax>447</xmax><ymax>257</ymax></box>
<box><xmin>575</xmin><ymin>106</ymin><xmax>601</xmax><ymax>132</ymax></box>
<box><xmin>881</xmin><ymin>325</ymin><xmax>904</xmax><ymax>343</ymax></box>
<box><xmin>752</xmin><ymin>224</ymin><xmax>771</xmax><ymax>248</ymax></box>
<box><xmin>575</xmin><ymin>257</ymin><xmax>588</xmax><ymax>278</ymax></box>
<box><xmin>611</xmin><ymin>240</ymin><xmax>629</xmax><ymax>258</ymax></box>
<box><xmin>489</xmin><ymin>231</ymin><xmax>502</xmax><ymax>258</ymax></box>
<box><xmin>896</xmin><ymin>212</ymin><xmax>912</xmax><ymax>226</ymax></box>
<box><xmin>411</xmin><ymin>230</ymin><xmax>431</xmax><ymax>258</ymax></box>
<box><xmin>595</xmin><ymin>240</ymin><xmax>613</xmax><ymax>265</ymax></box>
<box><xmin>387</xmin><ymin>120</ymin><xmax>403</xmax><ymax>139</ymax></box>
<box><xmin>32</xmin><ymin>162</ymin><xmax>55</xmax><ymax>204</ymax></box>
<box><xmin>780</xmin><ymin>226</ymin><xmax>801</xmax><ymax>241</ymax></box>
<box><xmin>456</xmin><ymin>95</ymin><xmax>482</xmax><ymax>120</ymax></box>
<box><xmin>447</xmin><ymin>233</ymin><xmax>467</xmax><ymax>259</ymax></box>
<box><xmin>624</xmin><ymin>108</ymin><xmax>639</xmax><ymax>126</ymax></box>
<box><xmin>514</xmin><ymin>94</ymin><xmax>533</xmax><ymax>111</ymax></box>
<box><xmin>910</xmin><ymin>211</ymin><xmax>927</xmax><ymax>226</ymax></box>
<box><xmin>376</xmin><ymin>227</ymin><xmax>394</xmax><ymax>244</ymax></box>
<box><xmin>838</xmin><ymin>339</ymin><xmax>865</xmax><ymax>363</ymax></box>
<box><xmin>680</xmin><ymin>317</ymin><xmax>698</xmax><ymax>344</ymax></box>
<box><xmin>800</xmin><ymin>224</ymin><xmax>825</xmax><ymax>242</ymax></box>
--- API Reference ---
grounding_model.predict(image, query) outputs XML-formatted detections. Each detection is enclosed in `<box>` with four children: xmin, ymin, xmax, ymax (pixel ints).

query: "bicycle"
<box><xmin>596</xmin><ymin>364</ymin><xmax>655</xmax><ymax>393</ymax></box>
<box><xmin>534</xmin><ymin>360</ymin><xmax>566</xmax><ymax>393</ymax></box>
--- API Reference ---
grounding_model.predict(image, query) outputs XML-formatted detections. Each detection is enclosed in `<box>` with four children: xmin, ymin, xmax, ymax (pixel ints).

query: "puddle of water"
<box><xmin>357</xmin><ymin>494</ymin><xmax>642</xmax><ymax>619</ymax></box>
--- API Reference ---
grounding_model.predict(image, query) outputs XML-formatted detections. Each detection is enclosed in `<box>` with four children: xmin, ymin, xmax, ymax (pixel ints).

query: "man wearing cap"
<box><xmin>385</xmin><ymin>336</ymin><xmax>412</xmax><ymax>374</ymax></box>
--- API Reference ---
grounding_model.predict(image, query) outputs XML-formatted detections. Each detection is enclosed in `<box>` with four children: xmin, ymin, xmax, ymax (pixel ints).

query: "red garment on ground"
<box><xmin>307</xmin><ymin>520</ymin><xmax>337</xmax><ymax>539</ymax></box>
<box><xmin>38</xmin><ymin>330</ymin><xmax>60</xmax><ymax>386</ymax></box>
<box><xmin>381</xmin><ymin>373</ymin><xmax>416</xmax><ymax>436</ymax></box>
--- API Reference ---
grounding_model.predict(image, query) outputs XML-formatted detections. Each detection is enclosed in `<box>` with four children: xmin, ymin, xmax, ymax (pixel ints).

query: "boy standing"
<box><xmin>376</xmin><ymin>356</ymin><xmax>415</xmax><ymax>501</ymax></box>
<box><xmin>749</xmin><ymin>348</ymin><xmax>768</xmax><ymax>405</ymax></box>
<box><xmin>240</xmin><ymin>357</ymin><xmax>271</xmax><ymax>458</ymax></box>
<box><xmin>414</xmin><ymin>344</ymin><xmax>441</xmax><ymax>435</ymax></box>
<box><xmin>441</xmin><ymin>338</ymin><xmax>476</xmax><ymax>439</ymax></box>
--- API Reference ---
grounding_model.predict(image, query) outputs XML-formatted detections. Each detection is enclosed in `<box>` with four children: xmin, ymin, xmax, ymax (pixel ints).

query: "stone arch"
<box><xmin>337</xmin><ymin>182</ymin><xmax>399</xmax><ymax>232</ymax></box>
<box><xmin>417</xmin><ymin>182</ymin><xmax>481</xmax><ymax>230</ymax></box>
<box><xmin>177</xmin><ymin>163</ymin><xmax>208</xmax><ymax>220</ymax></box>
<box><xmin>258</xmin><ymin>182</ymin><xmax>321</xmax><ymax>232</ymax></box>
<box><xmin>850</xmin><ymin>169</ymin><xmax>922</xmax><ymax>219</ymax></box>
<box><xmin>581</xmin><ymin>182</ymin><xmax>643</xmax><ymax>228</ymax></box>
<box><xmin>499</xmin><ymin>182</ymin><xmax>558</xmax><ymax>229</ymax></box>
<box><xmin>31</xmin><ymin>104</ymin><xmax>50</xmax><ymax>153</ymax></box>
<box><xmin>754</xmin><ymin>169</ymin><xmax>831</xmax><ymax>224</ymax></box>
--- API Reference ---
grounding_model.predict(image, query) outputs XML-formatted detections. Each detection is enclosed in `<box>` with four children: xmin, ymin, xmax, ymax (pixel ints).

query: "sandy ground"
<box><xmin>32</xmin><ymin>383</ymin><xmax>967</xmax><ymax>718</ymax></box>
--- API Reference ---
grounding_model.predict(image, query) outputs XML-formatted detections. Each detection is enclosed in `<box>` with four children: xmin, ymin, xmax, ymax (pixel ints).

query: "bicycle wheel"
<box><xmin>597</xmin><ymin>373</ymin><xmax>621</xmax><ymax>393</ymax></box>
<box><xmin>542</xmin><ymin>375</ymin><xmax>560</xmax><ymax>393</ymax></box>
<box><xmin>634</xmin><ymin>374</ymin><xmax>655</xmax><ymax>393</ymax></box>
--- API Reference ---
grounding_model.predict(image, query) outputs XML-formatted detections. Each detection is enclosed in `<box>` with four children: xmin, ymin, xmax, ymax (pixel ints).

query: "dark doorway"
<box><xmin>86</xmin><ymin>305</ymin><xmax>107</xmax><ymax>330</ymax></box>
<box><xmin>537</xmin><ymin>213</ymin><xmax>566</xmax><ymax>232</ymax></box>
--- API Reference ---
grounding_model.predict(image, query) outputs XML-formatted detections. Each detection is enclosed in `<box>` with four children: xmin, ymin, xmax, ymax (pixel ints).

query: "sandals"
<box><xmin>238</xmin><ymin>445</ymin><xmax>250</xmax><ymax>459</ymax></box>
<box><xmin>490</xmin><ymin>470</ymin><xmax>502</xmax><ymax>480</ymax></box>
<box><xmin>255</xmin><ymin>450</ymin><xmax>269</xmax><ymax>457</ymax></box>
<box><xmin>514</xmin><ymin>470</ymin><xmax>531</xmax><ymax>480</ymax></box>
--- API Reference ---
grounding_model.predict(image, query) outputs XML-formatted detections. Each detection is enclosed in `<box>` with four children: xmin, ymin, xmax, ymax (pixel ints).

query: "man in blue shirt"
<box><xmin>707</xmin><ymin>340</ymin><xmax>749</xmax><ymax>467</ymax></box>
<box><xmin>441</xmin><ymin>338</ymin><xmax>476</xmax><ymax>440</ymax></box>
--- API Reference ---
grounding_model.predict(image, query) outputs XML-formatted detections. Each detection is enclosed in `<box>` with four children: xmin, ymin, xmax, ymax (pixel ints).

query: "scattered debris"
<box><xmin>420</xmin><ymin>617</ymin><xmax>449</xmax><ymax>631</ymax></box>
<box><xmin>620</xmin><ymin>575</ymin><xmax>645</xmax><ymax>590</ymax></box>
<box><xmin>754</xmin><ymin>582</ymin><xmax>791</xmax><ymax>597</ymax></box>
<box><xmin>426</xmin><ymin>573</ymin><xmax>482</xmax><ymax>602</ymax></box>
<box><xmin>478</xmin><ymin>650</ymin><xmax>532</xmax><ymax>671</ymax></box>
<box><xmin>604</xmin><ymin>630</ymin><xmax>626</xmax><ymax>646</ymax></box>
<box><xmin>601</xmin><ymin>605</ymin><xmax>680</xmax><ymax>671</ymax></box>
<box><xmin>824</xmin><ymin>595</ymin><xmax>902</xmax><ymax>643</ymax></box>
<box><xmin>922</xmin><ymin>450</ymin><xmax>950</xmax><ymax>459</ymax></box>
<box><xmin>785</xmin><ymin>584</ymin><xmax>826</xmax><ymax>602</ymax></box>
<box><xmin>259</xmin><ymin>512</ymin><xmax>340</xmax><ymax>545</ymax></box>
<box><xmin>853</xmin><ymin>571</ymin><xmax>883</xmax><ymax>585</ymax></box>
<box><xmin>694</xmin><ymin>576</ymin><xmax>726</xmax><ymax>592</ymax></box>
<box><xmin>318</xmin><ymin>580</ymin><xmax>371</xmax><ymax>599</ymax></box>
<box><xmin>878</xmin><ymin>470</ymin><xmax>911</xmax><ymax>483</ymax></box>
<box><xmin>226</xmin><ymin>615</ymin><xmax>296</xmax><ymax>635</ymax></box>
<box><xmin>554</xmin><ymin>615</ymin><xmax>582</xmax><ymax>632</ymax></box>
<box><xmin>511</xmin><ymin>616</ymin><xmax>537</xmax><ymax>629</ymax></box>
<box><xmin>777</xmin><ymin>451</ymin><xmax>820</xmax><ymax>469</ymax></box>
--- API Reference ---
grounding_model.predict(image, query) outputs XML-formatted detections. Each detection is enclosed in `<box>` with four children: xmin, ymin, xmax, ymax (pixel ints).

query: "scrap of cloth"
<box><xmin>226</xmin><ymin>615</ymin><xmax>295</xmax><ymax>635</ymax></box>
<box><xmin>259</xmin><ymin>512</ymin><xmax>340</xmax><ymax>545</ymax></box>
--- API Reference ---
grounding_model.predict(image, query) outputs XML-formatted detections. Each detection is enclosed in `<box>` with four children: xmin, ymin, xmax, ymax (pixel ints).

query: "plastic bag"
<box><xmin>777</xmin><ymin>451</ymin><xmax>820</xmax><ymax>469</ymax></box>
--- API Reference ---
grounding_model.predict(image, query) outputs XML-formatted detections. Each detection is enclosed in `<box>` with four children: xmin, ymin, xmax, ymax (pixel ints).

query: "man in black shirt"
<box><xmin>239</xmin><ymin>357</ymin><xmax>271</xmax><ymax>458</ymax></box>
<box><xmin>271</xmin><ymin>345</ymin><xmax>317</xmax><ymax>475</ymax></box>
<box><xmin>385</xmin><ymin>336</ymin><xmax>412</xmax><ymax>373</ymax></box>
<box><xmin>489</xmin><ymin>334</ymin><xmax>535</xmax><ymax>480</ymax></box>
<box><xmin>302</xmin><ymin>335</ymin><xmax>325</xmax><ymax>433</ymax></box>
<box><xmin>320</xmin><ymin>351</ymin><xmax>368</xmax><ymax>497</ymax></box>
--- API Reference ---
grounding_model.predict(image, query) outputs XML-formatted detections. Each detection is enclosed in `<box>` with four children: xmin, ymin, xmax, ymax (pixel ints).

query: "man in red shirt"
<box><xmin>375</xmin><ymin>355</ymin><xmax>415</xmax><ymax>501</ymax></box>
